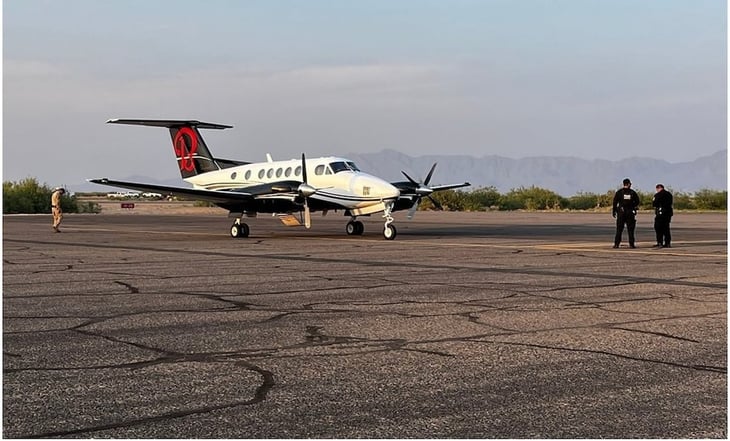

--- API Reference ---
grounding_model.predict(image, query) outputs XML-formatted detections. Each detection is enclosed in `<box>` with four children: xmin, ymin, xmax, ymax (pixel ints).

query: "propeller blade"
<box><xmin>407</xmin><ymin>198</ymin><xmax>421</xmax><ymax>220</ymax></box>
<box><xmin>401</xmin><ymin>170</ymin><xmax>419</xmax><ymax>185</ymax></box>
<box><xmin>428</xmin><ymin>195</ymin><xmax>443</xmax><ymax>210</ymax></box>
<box><xmin>424</xmin><ymin>163</ymin><xmax>437</xmax><ymax>186</ymax></box>
<box><xmin>301</xmin><ymin>153</ymin><xmax>308</xmax><ymax>184</ymax></box>
<box><xmin>304</xmin><ymin>201</ymin><xmax>311</xmax><ymax>229</ymax></box>
<box><xmin>297</xmin><ymin>153</ymin><xmax>312</xmax><ymax>228</ymax></box>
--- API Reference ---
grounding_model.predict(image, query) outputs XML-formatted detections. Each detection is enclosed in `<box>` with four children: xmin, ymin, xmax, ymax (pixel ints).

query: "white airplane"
<box><xmin>89</xmin><ymin>119</ymin><xmax>470</xmax><ymax>240</ymax></box>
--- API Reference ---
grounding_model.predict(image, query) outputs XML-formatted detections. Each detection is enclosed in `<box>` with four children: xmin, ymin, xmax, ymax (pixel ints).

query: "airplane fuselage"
<box><xmin>91</xmin><ymin>118</ymin><xmax>469</xmax><ymax>240</ymax></box>
<box><xmin>185</xmin><ymin>156</ymin><xmax>400</xmax><ymax>215</ymax></box>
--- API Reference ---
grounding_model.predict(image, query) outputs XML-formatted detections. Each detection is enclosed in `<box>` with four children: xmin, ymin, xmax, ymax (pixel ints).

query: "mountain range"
<box><xmin>76</xmin><ymin>150</ymin><xmax>726</xmax><ymax>196</ymax></box>
<box><xmin>345</xmin><ymin>149</ymin><xmax>727</xmax><ymax>196</ymax></box>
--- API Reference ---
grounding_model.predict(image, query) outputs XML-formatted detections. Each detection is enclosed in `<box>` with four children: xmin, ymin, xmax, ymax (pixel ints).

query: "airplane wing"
<box><xmin>88</xmin><ymin>178</ymin><xmax>254</xmax><ymax>203</ymax></box>
<box><xmin>429</xmin><ymin>182</ymin><xmax>471</xmax><ymax>192</ymax></box>
<box><xmin>392</xmin><ymin>180</ymin><xmax>471</xmax><ymax>202</ymax></box>
<box><xmin>390</xmin><ymin>163</ymin><xmax>471</xmax><ymax>218</ymax></box>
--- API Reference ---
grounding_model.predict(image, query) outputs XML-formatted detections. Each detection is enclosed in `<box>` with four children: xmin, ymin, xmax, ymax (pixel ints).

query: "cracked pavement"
<box><xmin>3</xmin><ymin>211</ymin><xmax>726</xmax><ymax>438</ymax></box>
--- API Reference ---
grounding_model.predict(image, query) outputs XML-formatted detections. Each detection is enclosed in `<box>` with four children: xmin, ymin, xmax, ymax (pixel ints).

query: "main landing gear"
<box><xmin>230</xmin><ymin>219</ymin><xmax>250</xmax><ymax>238</ymax></box>
<box><xmin>346</xmin><ymin>219</ymin><xmax>364</xmax><ymax>236</ymax></box>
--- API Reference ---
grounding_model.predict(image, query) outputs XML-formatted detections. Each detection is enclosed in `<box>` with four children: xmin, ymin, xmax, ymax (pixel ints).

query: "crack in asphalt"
<box><xmin>3</xmin><ymin>235</ymin><xmax>726</xmax><ymax>438</ymax></box>
<box><xmin>5</xmin><ymin>238</ymin><xmax>726</xmax><ymax>289</ymax></box>
<box><xmin>465</xmin><ymin>338</ymin><xmax>727</xmax><ymax>374</ymax></box>
<box><xmin>24</xmin><ymin>358</ymin><xmax>275</xmax><ymax>439</ymax></box>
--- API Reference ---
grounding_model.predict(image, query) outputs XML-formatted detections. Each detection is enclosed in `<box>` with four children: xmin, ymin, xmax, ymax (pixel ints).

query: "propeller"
<box><xmin>402</xmin><ymin>163</ymin><xmax>443</xmax><ymax>219</ymax></box>
<box><xmin>297</xmin><ymin>153</ymin><xmax>317</xmax><ymax>228</ymax></box>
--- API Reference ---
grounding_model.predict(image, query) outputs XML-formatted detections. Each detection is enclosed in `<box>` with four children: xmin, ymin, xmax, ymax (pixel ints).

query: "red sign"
<box><xmin>121</xmin><ymin>203</ymin><xmax>135</xmax><ymax>209</ymax></box>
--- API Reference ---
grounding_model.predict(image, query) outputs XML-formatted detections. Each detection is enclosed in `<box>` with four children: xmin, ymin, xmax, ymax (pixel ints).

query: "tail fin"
<box><xmin>107</xmin><ymin>119</ymin><xmax>233</xmax><ymax>178</ymax></box>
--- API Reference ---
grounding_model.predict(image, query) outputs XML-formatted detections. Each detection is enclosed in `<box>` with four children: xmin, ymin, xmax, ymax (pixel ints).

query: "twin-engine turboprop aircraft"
<box><xmin>89</xmin><ymin>119</ymin><xmax>470</xmax><ymax>240</ymax></box>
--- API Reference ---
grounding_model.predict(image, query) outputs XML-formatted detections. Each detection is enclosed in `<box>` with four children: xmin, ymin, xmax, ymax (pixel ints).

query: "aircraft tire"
<box><xmin>230</xmin><ymin>223</ymin><xmax>242</xmax><ymax>238</ymax></box>
<box><xmin>383</xmin><ymin>225</ymin><xmax>397</xmax><ymax>240</ymax></box>
<box><xmin>231</xmin><ymin>222</ymin><xmax>250</xmax><ymax>238</ymax></box>
<box><xmin>346</xmin><ymin>221</ymin><xmax>357</xmax><ymax>236</ymax></box>
<box><xmin>354</xmin><ymin>221</ymin><xmax>364</xmax><ymax>235</ymax></box>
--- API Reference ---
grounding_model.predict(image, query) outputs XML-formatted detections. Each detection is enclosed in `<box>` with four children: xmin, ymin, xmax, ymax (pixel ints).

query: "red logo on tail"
<box><xmin>173</xmin><ymin>127</ymin><xmax>198</xmax><ymax>172</ymax></box>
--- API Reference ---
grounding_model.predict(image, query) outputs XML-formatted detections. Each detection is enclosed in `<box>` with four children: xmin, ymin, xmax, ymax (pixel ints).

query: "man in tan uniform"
<box><xmin>51</xmin><ymin>187</ymin><xmax>65</xmax><ymax>232</ymax></box>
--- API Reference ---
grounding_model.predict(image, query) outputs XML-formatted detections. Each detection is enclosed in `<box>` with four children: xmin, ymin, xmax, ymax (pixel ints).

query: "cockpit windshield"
<box><xmin>329</xmin><ymin>161</ymin><xmax>361</xmax><ymax>173</ymax></box>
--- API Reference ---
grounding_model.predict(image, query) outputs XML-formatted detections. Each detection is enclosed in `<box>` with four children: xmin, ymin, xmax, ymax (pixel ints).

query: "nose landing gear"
<box><xmin>382</xmin><ymin>200</ymin><xmax>396</xmax><ymax>240</ymax></box>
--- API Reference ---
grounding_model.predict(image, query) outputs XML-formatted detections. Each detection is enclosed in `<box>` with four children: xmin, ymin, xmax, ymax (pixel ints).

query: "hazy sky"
<box><xmin>3</xmin><ymin>0</ymin><xmax>727</xmax><ymax>187</ymax></box>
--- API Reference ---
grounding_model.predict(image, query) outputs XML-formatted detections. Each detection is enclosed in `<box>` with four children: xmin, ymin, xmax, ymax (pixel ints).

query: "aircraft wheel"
<box><xmin>383</xmin><ymin>224</ymin><xmax>397</xmax><ymax>240</ymax></box>
<box><xmin>354</xmin><ymin>221</ymin><xmax>364</xmax><ymax>235</ymax></box>
<box><xmin>346</xmin><ymin>221</ymin><xmax>357</xmax><ymax>235</ymax></box>
<box><xmin>231</xmin><ymin>222</ymin><xmax>250</xmax><ymax>238</ymax></box>
<box><xmin>230</xmin><ymin>223</ymin><xmax>242</xmax><ymax>238</ymax></box>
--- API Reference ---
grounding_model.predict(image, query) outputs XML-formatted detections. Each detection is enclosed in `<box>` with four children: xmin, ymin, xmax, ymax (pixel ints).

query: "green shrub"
<box><xmin>77</xmin><ymin>201</ymin><xmax>102</xmax><ymax>213</ymax></box>
<box><xmin>694</xmin><ymin>189</ymin><xmax>727</xmax><ymax>210</ymax></box>
<box><xmin>566</xmin><ymin>192</ymin><xmax>600</xmax><ymax>210</ymax></box>
<box><xmin>421</xmin><ymin>190</ymin><xmax>466</xmax><ymax>211</ymax></box>
<box><xmin>499</xmin><ymin>186</ymin><xmax>566</xmax><ymax>211</ymax></box>
<box><xmin>596</xmin><ymin>191</ymin><xmax>615</xmax><ymax>209</ymax></box>
<box><xmin>670</xmin><ymin>190</ymin><xmax>695</xmax><ymax>210</ymax></box>
<box><xmin>634</xmin><ymin>190</ymin><xmax>655</xmax><ymax>210</ymax></box>
<box><xmin>3</xmin><ymin>178</ymin><xmax>81</xmax><ymax>214</ymax></box>
<box><xmin>463</xmin><ymin>186</ymin><xmax>501</xmax><ymax>211</ymax></box>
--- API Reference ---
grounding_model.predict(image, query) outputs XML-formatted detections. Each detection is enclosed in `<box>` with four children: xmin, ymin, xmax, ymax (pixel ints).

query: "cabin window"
<box><xmin>267</xmin><ymin>169</ymin><xmax>274</xmax><ymax>178</ymax></box>
<box><xmin>276</xmin><ymin>168</ymin><xmax>283</xmax><ymax>178</ymax></box>
<box><xmin>325</xmin><ymin>166</ymin><xmax>332</xmax><ymax>175</ymax></box>
<box><xmin>295</xmin><ymin>166</ymin><xmax>302</xmax><ymax>176</ymax></box>
<box><xmin>285</xmin><ymin>167</ymin><xmax>292</xmax><ymax>177</ymax></box>
<box><xmin>315</xmin><ymin>165</ymin><xmax>325</xmax><ymax>175</ymax></box>
<box><xmin>245</xmin><ymin>170</ymin><xmax>251</xmax><ymax>180</ymax></box>
<box><xmin>230</xmin><ymin>172</ymin><xmax>237</xmax><ymax>180</ymax></box>
<box><xmin>258</xmin><ymin>169</ymin><xmax>265</xmax><ymax>179</ymax></box>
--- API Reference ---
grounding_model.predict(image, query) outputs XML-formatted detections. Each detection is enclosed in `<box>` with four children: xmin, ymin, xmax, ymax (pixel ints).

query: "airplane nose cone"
<box><xmin>384</xmin><ymin>184</ymin><xmax>400</xmax><ymax>199</ymax></box>
<box><xmin>353</xmin><ymin>175</ymin><xmax>400</xmax><ymax>199</ymax></box>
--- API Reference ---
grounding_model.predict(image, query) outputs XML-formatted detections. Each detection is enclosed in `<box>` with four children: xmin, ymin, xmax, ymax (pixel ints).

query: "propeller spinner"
<box><xmin>402</xmin><ymin>163</ymin><xmax>443</xmax><ymax>219</ymax></box>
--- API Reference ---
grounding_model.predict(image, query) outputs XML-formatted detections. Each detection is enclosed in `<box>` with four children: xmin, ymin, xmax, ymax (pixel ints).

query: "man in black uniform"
<box><xmin>612</xmin><ymin>178</ymin><xmax>640</xmax><ymax>248</ymax></box>
<box><xmin>652</xmin><ymin>183</ymin><xmax>673</xmax><ymax>248</ymax></box>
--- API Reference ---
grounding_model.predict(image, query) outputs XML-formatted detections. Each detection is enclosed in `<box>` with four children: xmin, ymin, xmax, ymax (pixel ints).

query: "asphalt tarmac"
<box><xmin>3</xmin><ymin>211</ymin><xmax>727</xmax><ymax>438</ymax></box>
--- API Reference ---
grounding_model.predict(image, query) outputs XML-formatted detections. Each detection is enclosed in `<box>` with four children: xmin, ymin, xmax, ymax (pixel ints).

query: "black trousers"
<box><xmin>654</xmin><ymin>216</ymin><xmax>672</xmax><ymax>246</ymax></box>
<box><xmin>615</xmin><ymin>214</ymin><xmax>636</xmax><ymax>246</ymax></box>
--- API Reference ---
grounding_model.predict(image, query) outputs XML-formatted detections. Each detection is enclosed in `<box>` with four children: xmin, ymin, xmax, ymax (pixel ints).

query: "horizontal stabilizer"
<box><xmin>106</xmin><ymin>119</ymin><xmax>232</xmax><ymax>130</ymax></box>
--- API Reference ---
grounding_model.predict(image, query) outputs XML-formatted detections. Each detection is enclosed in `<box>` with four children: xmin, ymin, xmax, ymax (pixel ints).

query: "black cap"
<box><xmin>622</xmin><ymin>178</ymin><xmax>631</xmax><ymax>185</ymax></box>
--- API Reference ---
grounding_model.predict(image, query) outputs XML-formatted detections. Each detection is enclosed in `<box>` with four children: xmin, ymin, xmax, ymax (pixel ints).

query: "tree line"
<box><xmin>2</xmin><ymin>178</ymin><xmax>726</xmax><ymax>214</ymax></box>
<box><xmin>423</xmin><ymin>186</ymin><xmax>727</xmax><ymax>212</ymax></box>
<box><xmin>3</xmin><ymin>178</ymin><xmax>100</xmax><ymax>214</ymax></box>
